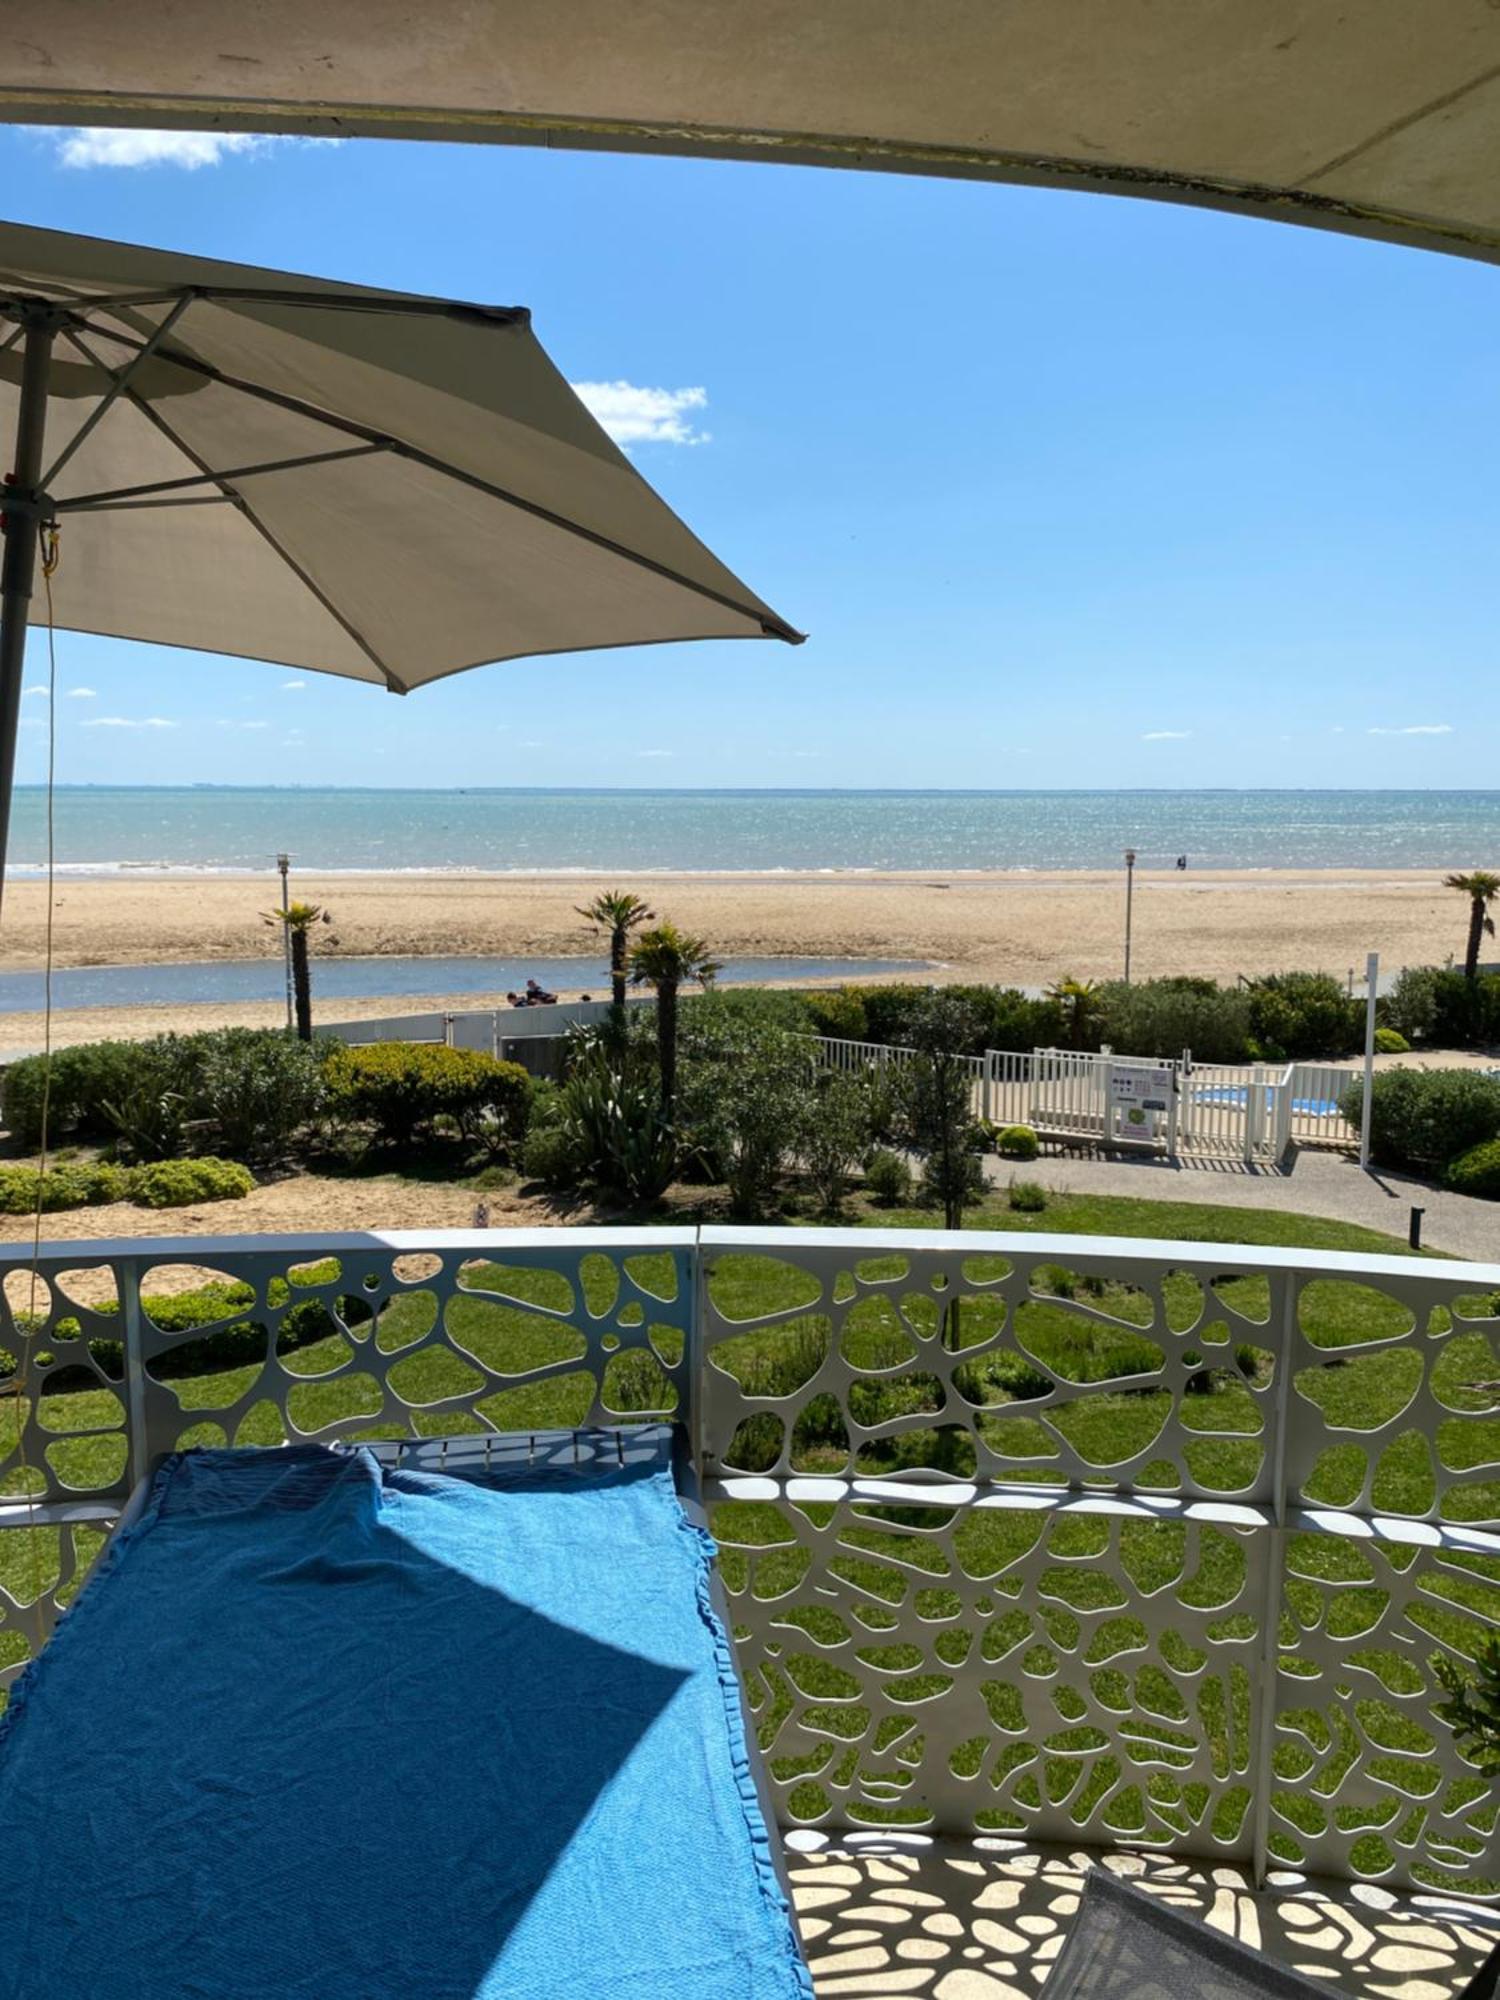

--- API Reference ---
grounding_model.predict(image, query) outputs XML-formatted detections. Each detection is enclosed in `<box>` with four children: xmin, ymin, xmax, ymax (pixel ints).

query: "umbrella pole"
<box><xmin>0</xmin><ymin>310</ymin><xmax>57</xmax><ymax>918</ymax></box>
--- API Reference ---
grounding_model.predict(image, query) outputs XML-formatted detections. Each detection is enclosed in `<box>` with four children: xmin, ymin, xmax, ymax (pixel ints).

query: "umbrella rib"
<box><xmin>55</xmin><ymin>443</ymin><xmax>390</xmax><ymax>513</ymax></box>
<box><xmin>42</xmin><ymin>293</ymin><xmax>193</xmax><ymax>491</ymax></box>
<box><xmin>61</xmin><ymin>325</ymin><xmax>411</xmax><ymax>696</ymax></box>
<box><xmin>68</xmin><ymin>286</ymin><xmax>528</xmax><ymax>327</ymax></box>
<box><xmin>94</xmin><ymin>321</ymin><xmax>804</xmax><ymax>644</ymax></box>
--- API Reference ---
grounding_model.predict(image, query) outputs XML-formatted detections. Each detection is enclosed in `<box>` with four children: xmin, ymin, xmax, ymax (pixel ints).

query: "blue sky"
<box><xmin>5</xmin><ymin>123</ymin><xmax>1498</xmax><ymax>790</ymax></box>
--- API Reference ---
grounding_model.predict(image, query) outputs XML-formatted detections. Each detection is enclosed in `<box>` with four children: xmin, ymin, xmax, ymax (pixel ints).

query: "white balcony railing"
<box><xmin>3</xmin><ymin>1223</ymin><xmax>1499</xmax><ymax>1900</ymax></box>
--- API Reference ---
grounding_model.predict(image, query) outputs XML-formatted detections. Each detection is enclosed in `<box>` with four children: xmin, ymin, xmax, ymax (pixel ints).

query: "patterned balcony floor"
<box><xmin>787</xmin><ymin>1841</ymin><xmax>1500</xmax><ymax>1998</ymax></box>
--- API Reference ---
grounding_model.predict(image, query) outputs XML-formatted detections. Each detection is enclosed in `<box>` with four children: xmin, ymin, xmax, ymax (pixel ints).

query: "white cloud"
<box><xmin>215</xmin><ymin>719</ymin><xmax>270</xmax><ymax>731</ymax></box>
<box><xmin>519</xmin><ymin>739</ymin><xmax>546</xmax><ymax>749</ymax></box>
<box><xmin>281</xmin><ymin>680</ymin><xmax>306</xmax><ymax>691</ymax></box>
<box><xmin>1141</xmin><ymin>729</ymin><xmax>1191</xmax><ymax>741</ymax></box>
<box><xmin>21</xmin><ymin>684</ymin><xmax>48</xmax><ymax>700</ymax></box>
<box><xmin>637</xmin><ymin>748</ymin><xmax>674</xmax><ymax>759</ymax></box>
<box><xmin>82</xmin><ymin>715</ymin><xmax>178</xmax><ymax>729</ymax></box>
<box><xmin>571</xmin><ymin>381</ymin><xmax>710</xmax><ymax>447</ymax></box>
<box><xmin>47</xmin><ymin>129</ymin><xmax>342</xmax><ymax>172</ymax></box>
<box><xmin>67</xmin><ymin>686</ymin><xmax>96</xmax><ymax>700</ymax></box>
<box><xmin>1367</xmin><ymin>723</ymin><xmax>1453</xmax><ymax>736</ymax></box>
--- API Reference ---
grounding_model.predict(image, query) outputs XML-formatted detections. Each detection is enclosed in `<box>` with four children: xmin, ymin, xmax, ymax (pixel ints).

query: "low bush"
<box><xmin>132</xmin><ymin>1157</ymin><xmax>255</xmax><ymax>1208</ymax></box>
<box><xmin>1444</xmin><ymin>1139</ymin><xmax>1500</xmax><ymax>1201</ymax></box>
<box><xmin>1374</xmin><ymin>1027</ymin><xmax>1411</xmax><ymax>1055</ymax></box>
<box><xmin>2</xmin><ymin>1039</ymin><xmax>144</xmax><ymax>1148</ymax></box>
<box><xmin>521</xmin><ymin>1123</ymin><xmax>586</xmax><ymax>1190</ymax></box>
<box><xmin>0</xmin><ymin>1155</ymin><xmax>252</xmax><ymax>1214</ymax></box>
<box><xmin>864</xmin><ymin>1148</ymin><xmax>911</xmax><ymax>1206</ymax></box>
<box><xmin>0</xmin><ymin>1161</ymin><xmax>128</xmax><ymax>1214</ymax></box>
<box><xmin>802</xmin><ymin>1070</ymin><xmax>877</xmax><ymax>1216</ymax></box>
<box><xmin>324</xmin><ymin>1043</ymin><xmax>533</xmax><ymax>1155</ymax></box>
<box><xmin>1343</xmin><ymin>1067</ymin><xmax>1500</xmax><ymax>1176</ymax></box>
<box><xmin>1007</xmin><ymin>1179</ymin><xmax>1048</xmax><ymax>1213</ymax></box>
<box><xmin>996</xmin><ymin>1123</ymin><xmax>1039</xmax><ymax>1161</ymax></box>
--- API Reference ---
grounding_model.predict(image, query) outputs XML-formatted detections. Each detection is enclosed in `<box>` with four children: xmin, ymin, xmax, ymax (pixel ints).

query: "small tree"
<box><xmin>264</xmin><ymin>901</ymin><xmax>324</xmax><ymax>1042</ymax></box>
<box><xmin>895</xmin><ymin>993</ymin><xmax>987</xmax><ymax>1232</ymax></box>
<box><xmin>576</xmin><ymin>890</ymin><xmax>655</xmax><ymax>1020</ymax></box>
<box><xmin>1444</xmin><ymin>872</ymin><xmax>1500</xmax><ymax>981</ymax></box>
<box><xmin>629</xmin><ymin>923</ymin><xmax>721</xmax><ymax>1117</ymax></box>
<box><xmin>802</xmin><ymin>1070</ymin><xmax>875</xmax><ymax>1217</ymax></box>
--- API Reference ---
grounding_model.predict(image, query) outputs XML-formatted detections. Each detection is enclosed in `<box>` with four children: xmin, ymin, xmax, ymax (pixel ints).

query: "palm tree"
<box><xmin>1046</xmin><ymin>975</ymin><xmax>1101</xmax><ymax>1051</ymax></box>
<box><xmin>1444</xmin><ymin>872</ymin><xmax>1500</xmax><ymax>980</ymax></box>
<box><xmin>628</xmin><ymin>923</ymin><xmax>721</xmax><ymax>1115</ymax></box>
<box><xmin>576</xmin><ymin>890</ymin><xmax>655</xmax><ymax>1016</ymax></box>
<box><xmin>264</xmin><ymin>901</ymin><xmax>323</xmax><ymax>1041</ymax></box>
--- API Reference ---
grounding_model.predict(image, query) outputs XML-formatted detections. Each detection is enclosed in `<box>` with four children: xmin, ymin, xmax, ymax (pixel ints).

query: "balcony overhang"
<box><xmin>3</xmin><ymin>3</ymin><xmax>1500</xmax><ymax>265</ymax></box>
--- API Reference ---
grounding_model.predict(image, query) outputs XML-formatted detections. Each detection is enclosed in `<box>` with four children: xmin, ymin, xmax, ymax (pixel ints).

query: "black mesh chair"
<box><xmin>1044</xmin><ymin>1866</ymin><xmax>1500</xmax><ymax>2000</ymax></box>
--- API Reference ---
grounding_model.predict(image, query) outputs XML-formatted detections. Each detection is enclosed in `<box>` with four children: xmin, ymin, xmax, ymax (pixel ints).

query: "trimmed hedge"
<box><xmin>996</xmin><ymin>1124</ymin><xmax>1040</xmax><ymax>1161</ymax></box>
<box><xmin>0</xmin><ymin>1155</ymin><xmax>253</xmax><ymax>1215</ymax></box>
<box><xmin>324</xmin><ymin>1042</ymin><xmax>533</xmax><ymax>1153</ymax></box>
<box><xmin>132</xmin><ymin>1157</ymin><xmax>255</xmax><ymax>1208</ymax></box>
<box><xmin>1374</xmin><ymin>1028</ymin><xmax>1411</xmax><ymax>1055</ymax></box>
<box><xmin>1341</xmin><ymin>1068</ymin><xmax>1500</xmax><ymax>1176</ymax></box>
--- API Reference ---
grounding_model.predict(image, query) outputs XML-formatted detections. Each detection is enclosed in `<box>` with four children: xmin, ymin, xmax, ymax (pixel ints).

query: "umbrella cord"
<box><xmin>9</xmin><ymin>524</ymin><xmax>63</xmax><ymax>1637</ymax></box>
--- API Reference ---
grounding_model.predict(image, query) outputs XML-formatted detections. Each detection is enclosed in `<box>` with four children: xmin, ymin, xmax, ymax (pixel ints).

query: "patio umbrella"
<box><xmin>0</xmin><ymin>218</ymin><xmax>801</xmax><ymax>899</ymax></box>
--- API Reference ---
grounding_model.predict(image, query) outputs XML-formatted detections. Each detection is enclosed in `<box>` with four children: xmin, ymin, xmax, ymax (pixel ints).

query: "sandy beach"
<box><xmin>0</xmin><ymin>867</ymin><xmax>1470</xmax><ymax>1048</ymax></box>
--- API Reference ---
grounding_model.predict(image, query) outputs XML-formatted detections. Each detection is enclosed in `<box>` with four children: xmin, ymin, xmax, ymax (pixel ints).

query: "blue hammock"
<box><xmin>0</xmin><ymin>1444</ymin><xmax>811</xmax><ymax>2000</ymax></box>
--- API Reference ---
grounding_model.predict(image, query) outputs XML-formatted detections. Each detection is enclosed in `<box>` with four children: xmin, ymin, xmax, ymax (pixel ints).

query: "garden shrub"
<box><xmin>803</xmin><ymin>1070</ymin><xmax>876</xmax><ymax>1215</ymax></box>
<box><xmin>996</xmin><ymin>1124</ymin><xmax>1039</xmax><ymax>1161</ymax></box>
<box><xmin>1374</xmin><ymin>1027</ymin><xmax>1411</xmax><ymax>1055</ymax></box>
<box><xmin>805</xmin><ymin>985</ymin><xmax>870</xmax><ymax>1043</ymax></box>
<box><xmin>132</xmin><ymin>1157</ymin><xmax>255</xmax><ymax>1207</ymax></box>
<box><xmin>192</xmin><ymin>1028</ymin><xmax>328</xmax><ymax>1161</ymax></box>
<box><xmin>1008</xmin><ymin>1179</ymin><xmax>1048</xmax><ymax>1213</ymax></box>
<box><xmin>1444</xmin><ymin>1140</ymin><xmax>1500</xmax><ymax>1201</ymax></box>
<box><xmin>865</xmin><ymin>1148</ymin><xmax>911</xmax><ymax>1206</ymax></box>
<box><xmin>676</xmin><ymin>1004</ymin><xmax>814</xmax><ymax>1216</ymax></box>
<box><xmin>522</xmin><ymin>1123</ymin><xmax>586</xmax><ymax>1190</ymax></box>
<box><xmin>324</xmin><ymin>1042</ymin><xmax>532</xmax><ymax>1155</ymax></box>
<box><xmin>1343</xmin><ymin>1068</ymin><xmax>1500</xmax><ymax>1176</ymax></box>
<box><xmin>3</xmin><ymin>1040</ymin><xmax>145</xmax><ymax>1147</ymax></box>
<box><xmin>1384</xmin><ymin>968</ymin><xmax>1500</xmax><ymax>1049</ymax></box>
<box><xmin>3</xmin><ymin>1029</ymin><xmax>328</xmax><ymax>1161</ymax></box>
<box><xmin>1245</xmin><ymin>972</ymin><xmax>1362</xmax><ymax>1061</ymax></box>
<box><xmin>0</xmin><ymin>1156</ymin><xmax>251</xmax><ymax>1214</ymax></box>
<box><xmin>1096</xmin><ymin>978</ymin><xmax>1252</xmax><ymax>1064</ymax></box>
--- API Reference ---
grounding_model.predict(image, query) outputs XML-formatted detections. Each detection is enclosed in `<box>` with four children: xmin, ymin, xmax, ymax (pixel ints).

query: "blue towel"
<box><xmin>0</xmin><ymin>1446</ymin><xmax>811</xmax><ymax>2000</ymax></box>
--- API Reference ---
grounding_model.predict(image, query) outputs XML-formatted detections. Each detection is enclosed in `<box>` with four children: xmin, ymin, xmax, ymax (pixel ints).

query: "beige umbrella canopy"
<box><xmin>0</xmin><ymin>217</ymin><xmax>800</xmax><ymax>891</ymax></box>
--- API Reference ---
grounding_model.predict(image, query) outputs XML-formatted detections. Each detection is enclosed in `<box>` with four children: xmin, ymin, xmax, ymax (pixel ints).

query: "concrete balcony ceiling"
<box><xmin>1</xmin><ymin>3</ymin><xmax>1499</xmax><ymax>263</ymax></box>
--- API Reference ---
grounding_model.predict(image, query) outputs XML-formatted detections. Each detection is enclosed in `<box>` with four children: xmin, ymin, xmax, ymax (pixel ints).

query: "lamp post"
<box><xmin>1123</xmin><ymin>849</ymin><xmax>1137</xmax><ymax>985</ymax></box>
<box><xmin>276</xmin><ymin>853</ymin><xmax>293</xmax><ymax>1031</ymax></box>
<box><xmin>1359</xmin><ymin>950</ymin><xmax>1379</xmax><ymax>1172</ymax></box>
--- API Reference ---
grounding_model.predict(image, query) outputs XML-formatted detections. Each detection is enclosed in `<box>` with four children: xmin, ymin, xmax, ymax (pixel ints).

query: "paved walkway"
<box><xmin>985</xmin><ymin>1144</ymin><xmax>1500</xmax><ymax>1263</ymax></box>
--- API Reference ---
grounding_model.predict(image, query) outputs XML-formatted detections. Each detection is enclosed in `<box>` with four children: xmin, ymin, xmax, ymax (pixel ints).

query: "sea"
<box><xmin>5</xmin><ymin>787</ymin><xmax>1499</xmax><ymax>876</ymax></box>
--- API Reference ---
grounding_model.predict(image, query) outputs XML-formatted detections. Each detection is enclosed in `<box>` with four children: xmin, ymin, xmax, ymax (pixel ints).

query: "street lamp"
<box><xmin>276</xmin><ymin>852</ymin><xmax>294</xmax><ymax>1032</ymax></box>
<box><xmin>1123</xmin><ymin>849</ymin><xmax>1137</xmax><ymax>985</ymax></box>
